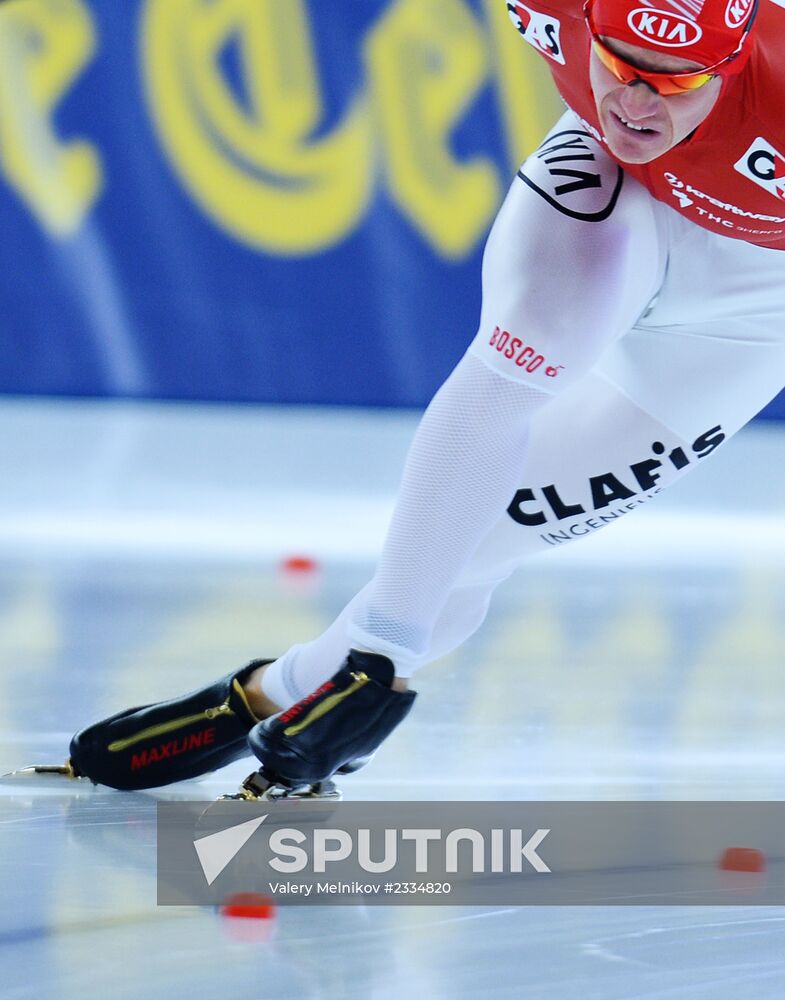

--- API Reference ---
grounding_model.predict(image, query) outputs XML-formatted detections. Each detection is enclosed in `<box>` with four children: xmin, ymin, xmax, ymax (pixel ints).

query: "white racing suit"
<box><xmin>261</xmin><ymin>112</ymin><xmax>785</xmax><ymax>706</ymax></box>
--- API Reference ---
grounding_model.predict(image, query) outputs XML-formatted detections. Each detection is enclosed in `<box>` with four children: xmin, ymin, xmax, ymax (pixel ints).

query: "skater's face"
<box><xmin>589</xmin><ymin>37</ymin><xmax>722</xmax><ymax>164</ymax></box>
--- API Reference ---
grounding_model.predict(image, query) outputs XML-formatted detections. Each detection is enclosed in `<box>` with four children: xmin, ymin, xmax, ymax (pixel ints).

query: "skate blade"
<box><xmin>1</xmin><ymin>761</ymin><xmax>81</xmax><ymax>781</ymax></box>
<box><xmin>217</xmin><ymin>771</ymin><xmax>342</xmax><ymax>802</ymax></box>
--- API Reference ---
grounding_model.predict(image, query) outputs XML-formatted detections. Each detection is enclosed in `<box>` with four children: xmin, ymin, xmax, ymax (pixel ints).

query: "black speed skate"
<box><xmin>229</xmin><ymin>650</ymin><xmax>416</xmax><ymax>800</ymax></box>
<box><xmin>64</xmin><ymin>660</ymin><xmax>270</xmax><ymax>790</ymax></box>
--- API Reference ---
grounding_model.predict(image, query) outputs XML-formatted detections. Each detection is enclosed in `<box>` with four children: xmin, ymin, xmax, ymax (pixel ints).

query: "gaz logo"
<box><xmin>725</xmin><ymin>0</ymin><xmax>754</xmax><ymax>29</ymax></box>
<box><xmin>506</xmin><ymin>1</ymin><xmax>565</xmax><ymax>64</ymax></box>
<box><xmin>626</xmin><ymin>8</ymin><xmax>703</xmax><ymax>47</ymax></box>
<box><xmin>734</xmin><ymin>137</ymin><xmax>785</xmax><ymax>203</ymax></box>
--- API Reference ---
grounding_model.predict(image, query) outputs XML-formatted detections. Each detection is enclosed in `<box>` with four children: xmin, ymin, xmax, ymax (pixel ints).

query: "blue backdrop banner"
<box><xmin>1</xmin><ymin>0</ymin><xmax>784</xmax><ymax>417</ymax></box>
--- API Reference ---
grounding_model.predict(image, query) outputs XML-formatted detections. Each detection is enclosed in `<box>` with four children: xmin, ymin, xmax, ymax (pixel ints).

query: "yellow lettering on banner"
<box><xmin>0</xmin><ymin>0</ymin><xmax>101</xmax><ymax>237</ymax></box>
<box><xmin>142</xmin><ymin>0</ymin><xmax>373</xmax><ymax>256</ymax></box>
<box><xmin>367</xmin><ymin>0</ymin><xmax>500</xmax><ymax>259</ymax></box>
<box><xmin>482</xmin><ymin>0</ymin><xmax>563</xmax><ymax>170</ymax></box>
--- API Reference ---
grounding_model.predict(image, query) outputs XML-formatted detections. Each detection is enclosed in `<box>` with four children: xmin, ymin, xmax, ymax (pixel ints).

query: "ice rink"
<box><xmin>2</xmin><ymin>396</ymin><xmax>785</xmax><ymax>999</ymax></box>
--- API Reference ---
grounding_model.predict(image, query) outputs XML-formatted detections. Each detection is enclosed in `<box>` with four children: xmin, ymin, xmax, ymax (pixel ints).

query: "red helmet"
<box><xmin>585</xmin><ymin>0</ymin><xmax>759</xmax><ymax>71</ymax></box>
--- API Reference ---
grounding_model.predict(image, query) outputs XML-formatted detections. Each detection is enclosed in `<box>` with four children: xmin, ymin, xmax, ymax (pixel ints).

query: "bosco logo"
<box><xmin>725</xmin><ymin>0</ymin><xmax>753</xmax><ymax>29</ymax></box>
<box><xmin>488</xmin><ymin>326</ymin><xmax>563</xmax><ymax>376</ymax></box>
<box><xmin>626</xmin><ymin>8</ymin><xmax>703</xmax><ymax>47</ymax></box>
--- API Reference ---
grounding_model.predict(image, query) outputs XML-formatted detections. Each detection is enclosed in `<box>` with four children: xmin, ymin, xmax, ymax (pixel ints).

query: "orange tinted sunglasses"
<box><xmin>590</xmin><ymin>36</ymin><xmax>721</xmax><ymax>94</ymax></box>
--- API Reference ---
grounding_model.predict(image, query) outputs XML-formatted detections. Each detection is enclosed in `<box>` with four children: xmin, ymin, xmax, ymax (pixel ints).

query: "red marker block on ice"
<box><xmin>279</xmin><ymin>555</ymin><xmax>320</xmax><ymax>575</ymax></box>
<box><xmin>717</xmin><ymin>847</ymin><xmax>766</xmax><ymax>873</ymax></box>
<box><xmin>218</xmin><ymin>892</ymin><xmax>277</xmax><ymax>943</ymax></box>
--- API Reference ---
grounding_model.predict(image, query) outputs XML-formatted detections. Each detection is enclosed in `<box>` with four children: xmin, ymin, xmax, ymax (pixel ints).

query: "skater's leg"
<box><xmin>253</xmin><ymin>116</ymin><xmax>663</xmax><ymax>708</ymax></box>
<box><xmin>66</xmin><ymin>115</ymin><xmax>664</xmax><ymax>789</ymax></box>
<box><xmin>249</xmin><ymin>574</ymin><xmax>505</xmax><ymax>708</ymax></box>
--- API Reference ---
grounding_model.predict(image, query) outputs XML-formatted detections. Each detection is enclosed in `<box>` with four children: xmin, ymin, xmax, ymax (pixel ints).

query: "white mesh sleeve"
<box><xmin>346</xmin><ymin>352</ymin><xmax>550</xmax><ymax>672</ymax></box>
<box><xmin>470</xmin><ymin>115</ymin><xmax>664</xmax><ymax>393</ymax></box>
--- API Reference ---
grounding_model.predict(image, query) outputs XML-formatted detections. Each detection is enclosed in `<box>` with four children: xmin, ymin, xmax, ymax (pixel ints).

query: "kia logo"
<box><xmin>626</xmin><ymin>8</ymin><xmax>703</xmax><ymax>47</ymax></box>
<box><xmin>725</xmin><ymin>0</ymin><xmax>753</xmax><ymax>29</ymax></box>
